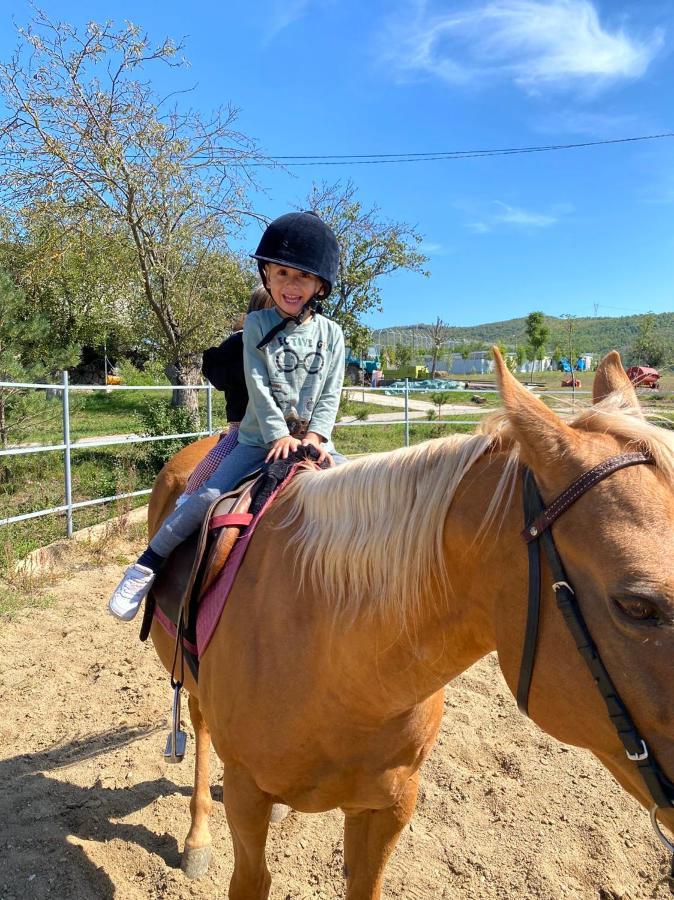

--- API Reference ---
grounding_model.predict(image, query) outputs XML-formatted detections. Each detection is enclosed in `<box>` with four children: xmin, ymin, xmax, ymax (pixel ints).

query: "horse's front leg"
<box><xmin>223</xmin><ymin>763</ymin><xmax>273</xmax><ymax>900</ymax></box>
<box><xmin>343</xmin><ymin>771</ymin><xmax>419</xmax><ymax>900</ymax></box>
<box><xmin>181</xmin><ymin>692</ymin><xmax>214</xmax><ymax>878</ymax></box>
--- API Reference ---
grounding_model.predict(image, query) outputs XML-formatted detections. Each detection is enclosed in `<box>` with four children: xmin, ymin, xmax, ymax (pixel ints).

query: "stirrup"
<box><xmin>164</xmin><ymin>683</ymin><xmax>188</xmax><ymax>763</ymax></box>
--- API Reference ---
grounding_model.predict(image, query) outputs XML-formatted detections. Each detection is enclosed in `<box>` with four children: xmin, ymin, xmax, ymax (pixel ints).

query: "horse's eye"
<box><xmin>613</xmin><ymin>597</ymin><xmax>660</xmax><ymax>622</ymax></box>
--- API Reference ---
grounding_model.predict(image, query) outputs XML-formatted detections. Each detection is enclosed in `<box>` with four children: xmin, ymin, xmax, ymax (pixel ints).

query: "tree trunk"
<box><xmin>164</xmin><ymin>357</ymin><xmax>202</xmax><ymax>427</ymax></box>
<box><xmin>431</xmin><ymin>347</ymin><xmax>439</xmax><ymax>378</ymax></box>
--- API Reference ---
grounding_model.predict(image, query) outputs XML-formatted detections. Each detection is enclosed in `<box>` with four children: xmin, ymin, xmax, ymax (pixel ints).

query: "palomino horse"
<box><xmin>148</xmin><ymin>350</ymin><xmax>674</xmax><ymax>899</ymax></box>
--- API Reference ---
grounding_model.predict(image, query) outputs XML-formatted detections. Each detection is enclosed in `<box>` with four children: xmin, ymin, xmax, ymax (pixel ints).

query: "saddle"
<box><xmin>140</xmin><ymin>447</ymin><xmax>326</xmax><ymax>680</ymax></box>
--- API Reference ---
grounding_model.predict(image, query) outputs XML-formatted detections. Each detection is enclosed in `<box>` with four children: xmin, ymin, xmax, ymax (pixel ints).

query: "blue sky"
<box><xmin>1</xmin><ymin>0</ymin><xmax>673</xmax><ymax>329</ymax></box>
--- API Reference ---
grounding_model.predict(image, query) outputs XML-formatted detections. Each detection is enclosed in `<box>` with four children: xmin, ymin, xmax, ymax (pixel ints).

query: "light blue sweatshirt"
<box><xmin>238</xmin><ymin>308</ymin><xmax>345</xmax><ymax>451</ymax></box>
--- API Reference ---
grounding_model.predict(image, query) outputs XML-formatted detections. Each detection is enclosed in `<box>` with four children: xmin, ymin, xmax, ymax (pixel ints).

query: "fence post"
<box><xmin>404</xmin><ymin>378</ymin><xmax>410</xmax><ymax>447</ymax></box>
<box><xmin>62</xmin><ymin>370</ymin><xmax>73</xmax><ymax>538</ymax></box>
<box><xmin>207</xmin><ymin>383</ymin><xmax>213</xmax><ymax>436</ymax></box>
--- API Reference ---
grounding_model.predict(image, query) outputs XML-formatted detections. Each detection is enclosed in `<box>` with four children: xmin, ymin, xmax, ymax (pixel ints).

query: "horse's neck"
<box><xmin>334</xmin><ymin>453</ymin><xmax>517</xmax><ymax>713</ymax></box>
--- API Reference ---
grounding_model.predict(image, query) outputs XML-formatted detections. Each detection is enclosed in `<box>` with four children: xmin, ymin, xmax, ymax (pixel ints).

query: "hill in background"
<box><xmin>372</xmin><ymin>312</ymin><xmax>674</xmax><ymax>357</ymax></box>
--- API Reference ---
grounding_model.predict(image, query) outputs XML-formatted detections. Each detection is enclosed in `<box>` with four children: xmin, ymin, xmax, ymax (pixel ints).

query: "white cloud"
<box><xmin>494</xmin><ymin>202</ymin><xmax>557</xmax><ymax>226</ymax></box>
<box><xmin>466</xmin><ymin>200</ymin><xmax>571</xmax><ymax>232</ymax></box>
<box><xmin>419</xmin><ymin>241</ymin><xmax>448</xmax><ymax>254</ymax></box>
<box><xmin>261</xmin><ymin>0</ymin><xmax>313</xmax><ymax>45</ymax></box>
<box><xmin>382</xmin><ymin>0</ymin><xmax>664</xmax><ymax>93</ymax></box>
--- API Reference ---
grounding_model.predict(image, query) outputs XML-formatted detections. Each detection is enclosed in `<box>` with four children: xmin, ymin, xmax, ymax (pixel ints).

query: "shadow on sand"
<box><xmin>0</xmin><ymin>725</ymin><xmax>195</xmax><ymax>899</ymax></box>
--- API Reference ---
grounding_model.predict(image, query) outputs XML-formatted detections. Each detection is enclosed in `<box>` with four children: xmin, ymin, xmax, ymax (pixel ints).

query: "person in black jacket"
<box><xmin>178</xmin><ymin>286</ymin><xmax>274</xmax><ymax>500</ymax></box>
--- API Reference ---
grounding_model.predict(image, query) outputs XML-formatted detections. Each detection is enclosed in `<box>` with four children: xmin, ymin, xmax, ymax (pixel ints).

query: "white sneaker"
<box><xmin>108</xmin><ymin>563</ymin><xmax>156</xmax><ymax>621</ymax></box>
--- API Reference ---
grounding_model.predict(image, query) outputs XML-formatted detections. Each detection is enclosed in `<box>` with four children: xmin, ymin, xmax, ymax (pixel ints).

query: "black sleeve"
<box><xmin>201</xmin><ymin>331</ymin><xmax>248</xmax><ymax>422</ymax></box>
<box><xmin>202</xmin><ymin>342</ymin><xmax>230</xmax><ymax>391</ymax></box>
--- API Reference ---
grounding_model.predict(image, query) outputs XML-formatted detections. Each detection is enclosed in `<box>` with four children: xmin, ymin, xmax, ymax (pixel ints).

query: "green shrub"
<box><xmin>137</xmin><ymin>400</ymin><xmax>199</xmax><ymax>474</ymax></box>
<box><xmin>116</xmin><ymin>358</ymin><xmax>170</xmax><ymax>386</ymax></box>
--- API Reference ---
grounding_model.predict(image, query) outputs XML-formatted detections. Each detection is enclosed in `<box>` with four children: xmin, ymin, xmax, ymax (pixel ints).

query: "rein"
<box><xmin>517</xmin><ymin>451</ymin><xmax>674</xmax><ymax>854</ymax></box>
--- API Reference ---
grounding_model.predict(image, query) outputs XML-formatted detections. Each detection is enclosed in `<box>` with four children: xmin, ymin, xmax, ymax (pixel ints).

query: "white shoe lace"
<box><xmin>120</xmin><ymin>572</ymin><xmax>149</xmax><ymax>598</ymax></box>
<box><xmin>113</xmin><ymin>567</ymin><xmax>153</xmax><ymax>604</ymax></box>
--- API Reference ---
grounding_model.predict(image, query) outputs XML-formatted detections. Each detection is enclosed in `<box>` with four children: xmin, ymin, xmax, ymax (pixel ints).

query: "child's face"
<box><xmin>265</xmin><ymin>263</ymin><xmax>323</xmax><ymax>317</ymax></box>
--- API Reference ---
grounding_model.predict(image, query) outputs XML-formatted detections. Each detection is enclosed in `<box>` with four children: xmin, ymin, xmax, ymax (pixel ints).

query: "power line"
<box><xmin>266</xmin><ymin>132</ymin><xmax>674</xmax><ymax>160</ymax></box>
<box><xmin>208</xmin><ymin>131</ymin><xmax>674</xmax><ymax>166</ymax></box>
<box><xmin>1</xmin><ymin>131</ymin><xmax>671</xmax><ymax>168</ymax></box>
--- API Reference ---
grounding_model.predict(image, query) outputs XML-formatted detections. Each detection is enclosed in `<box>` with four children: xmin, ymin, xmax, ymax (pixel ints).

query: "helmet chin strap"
<box><xmin>256</xmin><ymin>293</ymin><xmax>324</xmax><ymax>350</ymax></box>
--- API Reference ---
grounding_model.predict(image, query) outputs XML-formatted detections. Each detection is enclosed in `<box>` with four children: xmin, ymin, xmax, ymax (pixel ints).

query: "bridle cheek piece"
<box><xmin>517</xmin><ymin>451</ymin><xmax>674</xmax><ymax>856</ymax></box>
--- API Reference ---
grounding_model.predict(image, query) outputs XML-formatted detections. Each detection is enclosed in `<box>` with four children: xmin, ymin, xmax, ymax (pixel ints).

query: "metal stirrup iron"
<box><xmin>164</xmin><ymin>683</ymin><xmax>187</xmax><ymax>763</ymax></box>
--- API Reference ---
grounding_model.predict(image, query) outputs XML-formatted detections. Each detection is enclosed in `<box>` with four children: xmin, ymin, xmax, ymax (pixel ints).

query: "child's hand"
<box><xmin>302</xmin><ymin>432</ymin><xmax>334</xmax><ymax>467</ymax></box>
<box><xmin>266</xmin><ymin>435</ymin><xmax>301</xmax><ymax>462</ymax></box>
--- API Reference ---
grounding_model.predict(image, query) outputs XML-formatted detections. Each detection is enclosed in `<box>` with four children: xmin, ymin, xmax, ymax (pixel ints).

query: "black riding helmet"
<box><xmin>251</xmin><ymin>211</ymin><xmax>339</xmax><ymax>297</ymax></box>
<box><xmin>251</xmin><ymin>211</ymin><xmax>340</xmax><ymax>348</ymax></box>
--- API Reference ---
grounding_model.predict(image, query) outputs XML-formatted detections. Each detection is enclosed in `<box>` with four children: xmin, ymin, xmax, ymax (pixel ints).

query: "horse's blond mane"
<box><xmin>280</xmin><ymin>427</ymin><xmax>516</xmax><ymax>627</ymax></box>
<box><xmin>280</xmin><ymin>397</ymin><xmax>674</xmax><ymax>626</ymax></box>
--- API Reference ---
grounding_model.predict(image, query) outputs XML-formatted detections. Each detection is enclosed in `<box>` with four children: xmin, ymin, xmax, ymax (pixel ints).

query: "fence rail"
<box><xmin>1</xmin><ymin>374</ymin><xmax>638</xmax><ymax>539</ymax></box>
<box><xmin>1</xmin><ymin>372</ymin><xmax>214</xmax><ymax>536</ymax></box>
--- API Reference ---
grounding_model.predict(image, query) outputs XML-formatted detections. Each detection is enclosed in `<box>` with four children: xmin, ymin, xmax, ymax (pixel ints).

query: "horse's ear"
<box><xmin>492</xmin><ymin>347</ymin><xmax>578</xmax><ymax>471</ymax></box>
<box><xmin>592</xmin><ymin>351</ymin><xmax>642</xmax><ymax>413</ymax></box>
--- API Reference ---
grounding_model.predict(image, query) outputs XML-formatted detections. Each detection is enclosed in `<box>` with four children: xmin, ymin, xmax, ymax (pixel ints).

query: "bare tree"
<box><xmin>424</xmin><ymin>316</ymin><xmax>452</xmax><ymax>377</ymax></box>
<box><xmin>0</xmin><ymin>11</ymin><xmax>265</xmax><ymax>418</ymax></box>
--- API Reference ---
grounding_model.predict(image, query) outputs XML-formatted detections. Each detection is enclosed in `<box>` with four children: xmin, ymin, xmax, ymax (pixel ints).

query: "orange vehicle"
<box><xmin>625</xmin><ymin>366</ymin><xmax>660</xmax><ymax>389</ymax></box>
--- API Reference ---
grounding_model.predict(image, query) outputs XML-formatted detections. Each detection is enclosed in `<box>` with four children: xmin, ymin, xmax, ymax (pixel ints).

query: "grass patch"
<box><xmin>338</xmin><ymin>401</ymin><xmax>388</xmax><ymax>418</ymax></box>
<box><xmin>338</xmin><ymin>393</ymin><xmax>400</xmax><ymax>419</ymax></box>
<box><xmin>334</xmin><ymin>422</ymin><xmax>476</xmax><ymax>455</ymax></box>
<box><xmin>0</xmin><ymin>585</ymin><xmax>55</xmax><ymax>618</ymax></box>
<box><xmin>407</xmin><ymin>389</ymin><xmax>501</xmax><ymax>408</ymax></box>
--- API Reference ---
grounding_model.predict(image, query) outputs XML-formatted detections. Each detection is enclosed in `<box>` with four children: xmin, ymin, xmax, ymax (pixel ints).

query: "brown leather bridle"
<box><xmin>517</xmin><ymin>451</ymin><xmax>674</xmax><ymax>856</ymax></box>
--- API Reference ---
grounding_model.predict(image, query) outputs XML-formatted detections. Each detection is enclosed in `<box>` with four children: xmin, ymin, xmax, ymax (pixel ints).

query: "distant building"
<box><xmin>520</xmin><ymin>356</ymin><xmax>553</xmax><ymax>374</ymax></box>
<box><xmin>447</xmin><ymin>351</ymin><xmax>494</xmax><ymax>376</ymax></box>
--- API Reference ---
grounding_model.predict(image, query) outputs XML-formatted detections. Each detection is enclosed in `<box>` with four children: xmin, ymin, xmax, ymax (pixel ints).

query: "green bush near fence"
<box><xmin>137</xmin><ymin>400</ymin><xmax>202</xmax><ymax>473</ymax></box>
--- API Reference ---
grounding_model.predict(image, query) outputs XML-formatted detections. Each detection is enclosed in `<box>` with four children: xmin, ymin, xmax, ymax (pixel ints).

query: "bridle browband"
<box><xmin>517</xmin><ymin>450</ymin><xmax>674</xmax><ymax>855</ymax></box>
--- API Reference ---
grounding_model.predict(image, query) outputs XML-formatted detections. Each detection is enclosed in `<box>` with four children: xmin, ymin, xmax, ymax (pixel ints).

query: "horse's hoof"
<box><xmin>181</xmin><ymin>845</ymin><xmax>212</xmax><ymax>879</ymax></box>
<box><xmin>270</xmin><ymin>803</ymin><xmax>291</xmax><ymax>823</ymax></box>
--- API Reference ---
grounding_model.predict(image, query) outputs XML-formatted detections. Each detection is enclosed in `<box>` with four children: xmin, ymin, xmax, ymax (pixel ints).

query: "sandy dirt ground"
<box><xmin>1</xmin><ymin>529</ymin><xmax>672</xmax><ymax>900</ymax></box>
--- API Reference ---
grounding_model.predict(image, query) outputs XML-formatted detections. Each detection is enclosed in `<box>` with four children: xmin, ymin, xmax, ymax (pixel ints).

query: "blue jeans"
<box><xmin>149</xmin><ymin>442</ymin><xmax>347</xmax><ymax>558</ymax></box>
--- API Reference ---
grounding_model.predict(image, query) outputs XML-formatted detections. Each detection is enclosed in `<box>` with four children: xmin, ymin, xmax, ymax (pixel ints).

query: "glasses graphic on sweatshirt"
<box><xmin>274</xmin><ymin>348</ymin><xmax>324</xmax><ymax>375</ymax></box>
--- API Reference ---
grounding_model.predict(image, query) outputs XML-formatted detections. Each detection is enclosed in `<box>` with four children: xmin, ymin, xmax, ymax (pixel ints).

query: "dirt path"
<box><xmin>0</xmin><ymin>532</ymin><xmax>672</xmax><ymax>900</ymax></box>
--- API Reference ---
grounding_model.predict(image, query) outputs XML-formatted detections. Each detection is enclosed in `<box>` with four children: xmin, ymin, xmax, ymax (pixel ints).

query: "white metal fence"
<box><xmin>1</xmin><ymin>374</ymin><xmax>594</xmax><ymax>540</ymax></box>
<box><xmin>0</xmin><ymin>373</ymin><xmax>215</xmax><ymax>537</ymax></box>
